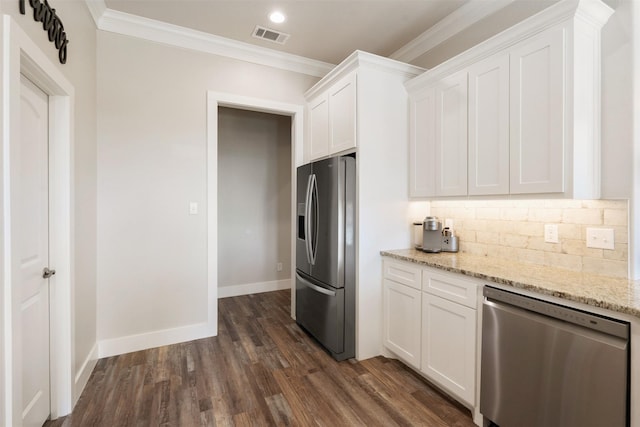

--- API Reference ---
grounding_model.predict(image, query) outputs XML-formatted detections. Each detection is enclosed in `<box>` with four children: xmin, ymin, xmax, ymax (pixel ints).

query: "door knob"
<box><xmin>42</xmin><ymin>267</ymin><xmax>56</xmax><ymax>279</ymax></box>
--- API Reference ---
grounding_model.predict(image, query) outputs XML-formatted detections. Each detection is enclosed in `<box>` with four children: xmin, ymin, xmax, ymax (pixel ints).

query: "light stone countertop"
<box><xmin>381</xmin><ymin>248</ymin><xmax>640</xmax><ymax>319</ymax></box>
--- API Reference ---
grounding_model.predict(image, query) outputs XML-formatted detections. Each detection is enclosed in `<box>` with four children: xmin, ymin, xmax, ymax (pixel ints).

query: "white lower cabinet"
<box><xmin>421</xmin><ymin>292</ymin><xmax>476</xmax><ymax>406</ymax></box>
<box><xmin>382</xmin><ymin>257</ymin><xmax>479</xmax><ymax>413</ymax></box>
<box><xmin>382</xmin><ymin>279</ymin><xmax>421</xmax><ymax>369</ymax></box>
<box><xmin>382</xmin><ymin>259</ymin><xmax>422</xmax><ymax>368</ymax></box>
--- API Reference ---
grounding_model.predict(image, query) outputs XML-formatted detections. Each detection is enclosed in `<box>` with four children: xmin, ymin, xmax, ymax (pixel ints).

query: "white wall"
<box><xmin>217</xmin><ymin>107</ymin><xmax>292</xmax><ymax>290</ymax></box>
<box><xmin>96</xmin><ymin>31</ymin><xmax>317</xmax><ymax>354</ymax></box>
<box><xmin>599</xmin><ymin>0</ymin><xmax>638</xmax><ymax>278</ymax></box>
<box><xmin>601</xmin><ymin>1</ymin><xmax>634</xmax><ymax>199</ymax></box>
<box><xmin>631</xmin><ymin>0</ymin><xmax>640</xmax><ymax>280</ymax></box>
<box><xmin>0</xmin><ymin>3</ymin><xmax>5</xmax><ymax>424</ymax></box>
<box><xmin>1</xmin><ymin>0</ymin><xmax>98</xmax><ymax>410</ymax></box>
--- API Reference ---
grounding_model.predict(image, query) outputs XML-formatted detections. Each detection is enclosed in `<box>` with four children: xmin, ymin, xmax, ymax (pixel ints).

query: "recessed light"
<box><xmin>269</xmin><ymin>11</ymin><xmax>286</xmax><ymax>24</ymax></box>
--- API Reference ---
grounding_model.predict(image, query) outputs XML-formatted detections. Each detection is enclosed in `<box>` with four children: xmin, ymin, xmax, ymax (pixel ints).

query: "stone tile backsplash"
<box><xmin>427</xmin><ymin>199</ymin><xmax>629</xmax><ymax>278</ymax></box>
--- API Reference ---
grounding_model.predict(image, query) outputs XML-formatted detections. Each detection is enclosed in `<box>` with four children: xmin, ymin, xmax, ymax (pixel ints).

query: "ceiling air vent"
<box><xmin>252</xmin><ymin>25</ymin><xmax>290</xmax><ymax>45</ymax></box>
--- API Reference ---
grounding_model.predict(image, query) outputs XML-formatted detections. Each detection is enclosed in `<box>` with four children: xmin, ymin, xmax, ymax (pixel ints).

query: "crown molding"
<box><xmin>404</xmin><ymin>0</ymin><xmax>614</xmax><ymax>92</ymax></box>
<box><xmin>84</xmin><ymin>0</ymin><xmax>334</xmax><ymax>78</ymax></box>
<box><xmin>390</xmin><ymin>0</ymin><xmax>516</xmax><ymax>63</ymax></box>
<box><xmin>305</xmin><ymin>50</ymin><xmax>424</xmax><ymax>100</ymax></box>
<box><xmin>84</xmin><ymin>0</ymin><xmax>106</xmax><ymax>28</ymax></box>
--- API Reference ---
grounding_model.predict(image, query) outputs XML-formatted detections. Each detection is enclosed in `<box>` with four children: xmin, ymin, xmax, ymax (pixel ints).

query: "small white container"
<box><xmin>413</xmin><ymin>222</ymin><xmax>423</xmax><ymax>248</ymax></box>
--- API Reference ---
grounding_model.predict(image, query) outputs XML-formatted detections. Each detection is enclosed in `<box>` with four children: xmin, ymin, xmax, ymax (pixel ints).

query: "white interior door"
<box><xmin>19</xmin><ymin>74</ymin><xmax>51</xmax><ymax>427</ymax></box>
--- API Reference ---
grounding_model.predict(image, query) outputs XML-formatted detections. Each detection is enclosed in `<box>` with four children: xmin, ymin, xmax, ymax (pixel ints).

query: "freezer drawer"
<box><xmin>295</xmin><ymin>272</ymin><xmax>344</xmax><ymax>355</ymax></box>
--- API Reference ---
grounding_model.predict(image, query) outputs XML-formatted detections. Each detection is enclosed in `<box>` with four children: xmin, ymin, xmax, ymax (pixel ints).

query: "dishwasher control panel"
<box><xmin>483</xmin><ymin>286</ymin><xmax>629</xmax><ymax>339</ymax></box>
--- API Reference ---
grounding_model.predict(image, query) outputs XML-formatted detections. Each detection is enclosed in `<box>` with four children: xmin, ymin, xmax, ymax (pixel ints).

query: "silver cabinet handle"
<box><xmin>43</xmin><ymin>267</ymin><xmax>56</xmax><ymax>279</ymax></box>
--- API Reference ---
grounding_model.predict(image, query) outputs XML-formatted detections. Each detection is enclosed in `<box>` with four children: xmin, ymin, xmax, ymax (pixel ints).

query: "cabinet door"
<box><xmin>510</xmin><ymin>28</ymin><xmax>565</xmax><ymax>194</ymax></box>
<box><xmin>307</xmin><ymin>94</ymin><xmax>329</xmax><ymax>161</ymax></box>
<box><xmin>421</xmin><ymin>293</ymin><xmax>476</xmax><ymax>406</ymax></box>
<box><xmin>329</xmin><ymin>73</ymin><xmax>357</xmax><ymax>154</ymax></box>
<box><xmin>468</xmin><ymin>54</ymin><xmax>510</xmax><ymax>195</ymax></box>
<box><xmin>383</xmin><ymin>279</ymin><xmax>421</xmax><ymax>368</ymax></box>
<box><xmin>409</xmin><ymin>87</ymin><xmax>436</xmax><ymax>197</ymax></box>
<box><xmin>435</xmin><ymin>71</ymin><xmax>468</xmax><ymax>196</ymax></box>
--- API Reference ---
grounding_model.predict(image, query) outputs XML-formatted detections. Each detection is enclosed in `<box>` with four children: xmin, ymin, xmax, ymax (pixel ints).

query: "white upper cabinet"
<box><xmin>328</xmin><ymin>73</ymin><xmax>357</xmax><ymax>155</ymax></box>
<box><xmin>509</xmin><ymin>28</ymin><xmax>564</xmax><ymax>194</ymax></box>
<box><xmin>304</xmin><ymin>51</ymin><xmax>423</xmax><ymax>165</ymax></box>
<box><xmin>305</xmin><ymin>72</ymin><xmax>356</xmax><ymax>162</ymax></box>
<box><xmin>409</xmin><ymin>71</ymin><xmax>468</xmax><ymax>198</ymax></box>
<box><xmin>468</xmin><ymin>53</ymin><xmax>510</xmax><ymax>196</ymax></box>
<box><xmin>408</xmin><ymin>87</ymin><xmax>436</xmax><ymax>198</ymax></box>
<box><xmin>435</xmin><ymin>71</ymin><xmax>468</xmax><ymax>197</ymax></box>
<box><xmin>405</xmin><ymin>0</ymin><xmax>613</xmax><ymax>199</ymax></box>
<box><xmin>307</xmin><ymin>95</ymin><xmax>330</xmax><ymax>161</ymax></box>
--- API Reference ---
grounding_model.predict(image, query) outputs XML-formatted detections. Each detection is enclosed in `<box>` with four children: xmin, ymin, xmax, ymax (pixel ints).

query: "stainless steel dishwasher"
<box><xmin>481</xmin><ymin>286</ymin><xmax>630</xmax><ymax>427</ymax></box>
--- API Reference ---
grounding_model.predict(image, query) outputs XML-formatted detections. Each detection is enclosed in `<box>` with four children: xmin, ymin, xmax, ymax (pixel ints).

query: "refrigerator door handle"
<box><xmin>310</xmin><ymin>173</ymin><xmax>319</xmax><ymax>265</ymax></box>
<box><xmin>296</xmin><ymin>273</ymin><xmax>336</xmax><ymax>297</ymax></box>
<box><xmin>337</xmin><ymin>158</ymin><xmax>345</xmax><ymax>287</ymax></box>
<box><xmin>304</xmin><ymin>174</ymin><xmax>313</xmax><ymax>265</ymax></box>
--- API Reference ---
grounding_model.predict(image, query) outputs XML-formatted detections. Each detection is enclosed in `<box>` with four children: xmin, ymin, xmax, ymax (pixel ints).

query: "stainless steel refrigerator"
<box><xmin>295</xmin><ymin>154</ymin><xmax>355</xmax><ymax>361</ymax></box>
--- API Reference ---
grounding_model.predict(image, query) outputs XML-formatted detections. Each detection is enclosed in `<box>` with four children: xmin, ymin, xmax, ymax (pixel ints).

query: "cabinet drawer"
<box><xmin>422</xmin><ymin>269</ymin><xmax>478</xmax><ymax>308</ymax></box>
<box><xmin>383</xmin><ymin>260</ymin><xmax>422</xmax><ymax>290</ymax></box>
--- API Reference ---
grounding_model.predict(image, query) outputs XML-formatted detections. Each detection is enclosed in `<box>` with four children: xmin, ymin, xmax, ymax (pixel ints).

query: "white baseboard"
<box><xmin>218</xmin><ymin>279</ymin><xmax>291</xmax><ymax>298</ymax></box>
<box><xmin>98</xmin><ymin>321</ymin><xmax>215</xmax><ymax>358</ymax></box>
<box><xmin>96</xmin><ymin>280</ymin><xmax>289</xmax><ymax>358</ymax></box>
<box><xmin>74</xmin><ymin>343</ymin><xmax>98</xmax><ymax>404</ymax></box>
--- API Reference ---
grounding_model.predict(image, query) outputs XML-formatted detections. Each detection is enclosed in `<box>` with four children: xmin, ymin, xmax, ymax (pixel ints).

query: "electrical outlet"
<box><xmin>277</xmin><ymin>262</ymin><xmax>283</xmax><ymax>272</ymax></box>
<box><xmin>586</xmin><ymin>228</ymin><xmax>615</xmax><ymax>250</ymax></box>
<box><xmin>189</xmin><ymin>202</ymin><xmax>198</xmax><ymax>215</ymax></box>
<box><xmin>544</xmin><ymin>224</ymin><xmax>559</xmax><ymax>244</ymax></box>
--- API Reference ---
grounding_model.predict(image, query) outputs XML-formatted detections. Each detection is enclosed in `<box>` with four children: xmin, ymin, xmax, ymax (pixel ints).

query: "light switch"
<box><xmin>189</xmin><ymin>202</ymin><xmax>198</xmax><ymax>215</ymax></box>
<box><xmin>586</xmin><ymin>228</ymin><xmax>615</xmax><ymax>250</ymax></box>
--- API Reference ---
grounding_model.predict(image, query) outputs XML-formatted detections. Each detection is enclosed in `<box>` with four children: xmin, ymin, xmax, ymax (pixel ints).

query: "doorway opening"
<box><xmin>217</xmin><ymin>107</ymin><xmax>292</xmax><ymax>298</ymax></box>
<box><xmin>206</xmin><ymin>92</ymin><xmax>303</xmax><ymax>334</ymax></box>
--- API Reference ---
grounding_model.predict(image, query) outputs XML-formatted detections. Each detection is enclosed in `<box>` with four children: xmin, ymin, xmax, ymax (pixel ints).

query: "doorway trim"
<box><xmin>206</xmin><ymin>91</ymin><xmax>303</xmax><ymax>326</ymax></box>
<box><xmin>2</xmin><ymin>16</ymin><xmax>75</xmax><ymax>424</ymax></box>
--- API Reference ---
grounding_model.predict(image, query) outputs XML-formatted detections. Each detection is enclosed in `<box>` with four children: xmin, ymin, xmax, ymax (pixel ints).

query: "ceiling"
<box><xmin>103</xmin><ymin>0</ymin><xmax>477</xmax><ymax>65</ymax></box>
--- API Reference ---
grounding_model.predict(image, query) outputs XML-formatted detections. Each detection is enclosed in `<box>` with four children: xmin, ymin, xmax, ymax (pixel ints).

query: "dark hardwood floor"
<box><xmin>45</xmin><ymin>290</ymin><xmax>476</xmax><ymax>426</ymax></box>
